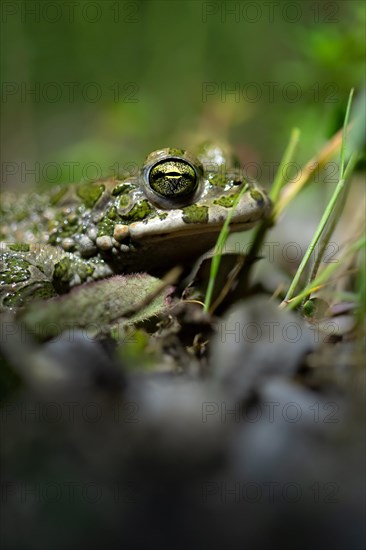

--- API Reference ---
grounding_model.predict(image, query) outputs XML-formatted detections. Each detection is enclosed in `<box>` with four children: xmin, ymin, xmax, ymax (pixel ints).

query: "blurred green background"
<box><xmin>1</xmin><ymin>0</ymin><xmax>365</xmax><ymax>191</ymax></box>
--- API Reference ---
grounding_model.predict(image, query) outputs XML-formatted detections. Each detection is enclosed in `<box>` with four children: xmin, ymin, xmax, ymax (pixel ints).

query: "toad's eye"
<box><xmin>148</xmin><ymin>159</ymin><xmax>198</xmax><ymax>199</ymax></box>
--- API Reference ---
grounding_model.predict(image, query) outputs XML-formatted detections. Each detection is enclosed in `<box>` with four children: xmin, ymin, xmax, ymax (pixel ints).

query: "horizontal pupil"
<box><xmin>152</xmin><ymin>171</ymin><xmax>184</xmax><ymax>180</ymax></box>
<box><xmin>166</xmin><ymin>172</ymin><xmax>182</xmax><ymax>178</ymax></box>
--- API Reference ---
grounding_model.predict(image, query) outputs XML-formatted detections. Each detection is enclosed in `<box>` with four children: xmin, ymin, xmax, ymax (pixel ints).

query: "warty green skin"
<box><xmin>0</xmin><ymin>145</ymin><xmax>271</xmax><ymax>309</ymax></box>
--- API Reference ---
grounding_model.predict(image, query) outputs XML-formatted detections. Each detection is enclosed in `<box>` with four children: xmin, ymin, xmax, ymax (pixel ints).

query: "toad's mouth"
<box><xmin>127</xmin><ymin>191</ymin><xmax>271</xmax><ymax>241</ymax></box>
<box><xmin>130</xmin><ymin>219</ymin><xmax>258</xmax><ymax>243</ymax></box>
<box><xmin>112</xmin><ymin>220</ymin><xmax>259</xmax><ymax>274</ymax></box>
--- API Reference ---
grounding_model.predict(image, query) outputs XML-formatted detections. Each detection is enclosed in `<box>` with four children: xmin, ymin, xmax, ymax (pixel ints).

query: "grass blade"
<box><xmin>270</xmin><ymin>127</ymin><xmax>300</xmax><ymax>204</ymax></box>
<box><xmin>285</xmin><ymin>235</ymin><xmax>366</xmax><ymax>310</ymax></box>
<box><xmin>281</xmin><ymin>89</ymin><xmax>356</xmax><ymax>308</ymax></box>
<box><xmin>203</xmin><ymin>184</ymin><xmax>248</xmax><ymax>313</ymax></box>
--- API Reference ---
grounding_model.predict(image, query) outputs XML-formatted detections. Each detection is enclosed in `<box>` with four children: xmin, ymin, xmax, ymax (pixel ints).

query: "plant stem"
<box><xmin>270</xmin><ymin>128</ymin><xmax>300</xmax><ymax>204</ymax></box>
<box><xmin>285</xmin><ymin>235</ymin><xmax>366</xmax><ymax>310</ymax></box>
<box><xmin>281</xmin><ymin>155</ymin><xmax>357</xmax><ymax>308</ymax></box>
<box><xmin>275</xmin><ymin>125</ymin><xmax>352</xmax><ymax>219</ymax></box>
<box><xmin>306</xmin><ymin>153</ymin><xmax>359</xmax><ymax>291</ymax></box>
<box><xmin>238</xmin><ymin>128</ymin><xmax>301</xmax><ymax>291</ymax></box>
<box><xmin>281</xmin><ymin>89</ymin><xmax>356</xmax><ymax>308</ymax></box>
<box><xmin>339</xmin><ymin>88</ymin><xmax>354</xmax><ymax>176</ymax></box>
<box><xmin>203</xmin><ymin>184</ymin><xmax>248</xmax><ymax>313</ymax></box>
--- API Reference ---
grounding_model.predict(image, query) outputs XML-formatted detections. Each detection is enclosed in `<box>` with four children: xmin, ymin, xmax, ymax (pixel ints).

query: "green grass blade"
<box><xmin>281</xmin><ymin>89</ymin><xmax>356</xmax><ymax>307</ymax></box>
<box><xmin>203</xmin><ymin>184</ymin><xmax>248</xmax><ymax>313</ymax></box>
<box><xmin>238</xmin><ymin>128</ymin><xmax>301</xmax><ymax>292</ymax></box>
<box><xmin>306</xmin><ymin>152</ymin><xmax>360</xmax><ymax>290</ymax></box>
<box><xmin>339</xmin><ymin>88</ymin><xmax>354</xmax><ymax>177</ymax></box>
<box><xmin>270</xmin><ymin>127</ymin><xmax>300</xmax><ymax>204</ymax></box>
<box><xmin>285</xmin><ymin>235</ymin><xmax>366</xmax><ymax>310</ymax></box>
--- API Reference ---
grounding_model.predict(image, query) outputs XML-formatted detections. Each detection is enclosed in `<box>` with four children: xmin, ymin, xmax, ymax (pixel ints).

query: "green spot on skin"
<box><xmin>3</xmin><ymin>282</ymin><xmax>57</xmax><ymax>308</ymax></box>
<box><xmin>15</xmin><ymin>211</ymin><xmax>29</xmax><ymax>222</ymax></box>
<box><xmin>50</xmin><ymin>186</ymin><xmax>68</xmax><ymax>206</ymax></box>
<box><xmin>168</xmin><ymin>148</ymin><xmax>185</xmax><ymax>156</ymax></box>
<box><xmin>0</xmin><ymin>255</ymin><xmax>31</xmax><ymax>284</ymax></box>
<box><xmin>48</xmin><ymin>232</ymin><xmax>58</xmax><ymax>245</ymax></box>
<box><xmin>121</xmin><ymin>200</ymin><xmax>154</xmax><ymax>223</ymax></box>
<box><xmin>48</xmin><ymin>214</ymin><xmax>80</xmax><ymax>245</ymax></box>
<box><xmin>53</xmin><ymin>256</ymin><xmax>94</xmax><ymax>290</ymax></box>
<box><xmin>53</xmin><ymin>257</ymin><xmax>72</xmax><ymax>282</ymax></box>
<box><xmin>209</xmin><ymin>173</ymin><xmax>229</xmax><ymax>188</ymax></box>
<box><xmin>182</xmin><ymin>205</ymin><xmax>209</xmax><ymax>224</ymax></box>
<box><xmin>119</xmin><ymin>194</ymin><xmax>132</xmax><ymax>209</ymax></box>
<box><xmin>107</xmin><ymin>206</ymin><xmax>118</xmax><ymax>220</ymax></box>
<box><xmin>158</xmin><ymin>213</ymin><xmax>168</xmax><ymax>221</ymax></box>
<box><xmin>76</xmin><ymin>262</ymin><xmax>95</xmax><ymax>281</ymax></box>
<box><xmin>250</xmin><ymin>189</ymin><xmax>264</xmax><ymax>204</ymax></box>
<box><xmin>97</xmin><ymin>217</ymin><xmax>115</xmax><ymax>237</ymax></box>
<box><xmin>76</xmin><ymin>182</ymin><xmax>105</xmax><ymax>208</ymax></box>
<box><xmin>8</xmin><ymin>243</ymin><xmax>30</xmax><ymax>252</ymax></box>
<box><xmin>112</xmin><ymin>183</ymin><xmax>132</xmax><ymax>196</ymax></box>
<box><xmin>213</xmin><ymin>193</ymin><xmax>239</xmax><ymax>208</ymax></box>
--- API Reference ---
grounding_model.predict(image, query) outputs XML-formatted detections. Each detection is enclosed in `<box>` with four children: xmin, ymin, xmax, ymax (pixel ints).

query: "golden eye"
<box><xmin>148</xmin><ymin>159</ymin><xmax>198</xmax><ymax>199</ymax></box>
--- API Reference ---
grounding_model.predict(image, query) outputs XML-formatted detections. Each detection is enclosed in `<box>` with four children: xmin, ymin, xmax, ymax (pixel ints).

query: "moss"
<box><xmin>76</xmin><ymin>182</ymin><xmax>105</xmax><ymax>208</ymax></box>
<box><xmin>158</xmin><ymin>212</ymin><xmax>168</xmax><ymax>221</ymax></box>
<box><xmin>182</xmin><ymin>205</ymin><xmax>209</xmax><ymax>224</ymax></box>
<box><xmin>120</xmin><ymin>200</ymin><xmax>154</xmax><ymax>223</ymax></box>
